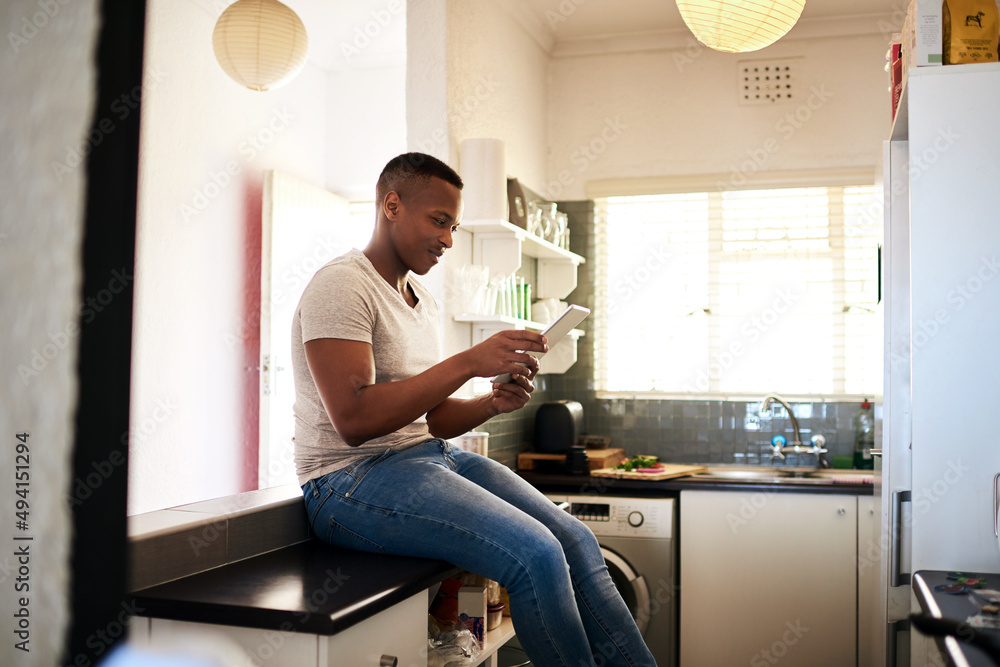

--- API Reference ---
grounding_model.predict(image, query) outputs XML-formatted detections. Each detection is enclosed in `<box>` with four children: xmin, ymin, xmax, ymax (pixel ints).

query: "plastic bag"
<box><xmin>427</xmin><ymin>619</ymin><xmax>481</xmax><ymax>667</ymax></box>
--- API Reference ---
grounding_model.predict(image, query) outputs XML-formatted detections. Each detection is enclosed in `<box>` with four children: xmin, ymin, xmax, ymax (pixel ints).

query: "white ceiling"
<box><xmin>291</xmin><ymin>0</ymin><xmax>902</xmax><ymax>72</ymax></box>
<box><xmin>519</xmin><ymin>0</ymin><xmax>900</xmax><ymax>39</ymax></box>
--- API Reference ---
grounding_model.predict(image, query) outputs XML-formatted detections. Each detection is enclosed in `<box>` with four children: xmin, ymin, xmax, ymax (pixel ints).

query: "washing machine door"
<box><xmin>601</xmin><ymin>546</ymin><xmax>650</xmax><ymax>636</ymax></box>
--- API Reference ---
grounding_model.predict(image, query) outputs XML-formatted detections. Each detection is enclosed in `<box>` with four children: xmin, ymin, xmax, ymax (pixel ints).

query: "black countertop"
<box><xmin>130</xmin><ymin>540</ymin><xmax>460</xmax><ymax>635</ymax></box>
<box><xmin>913</xmin><ymin>570</ymin><xmax>1000</xmax><ymax>667</ymax></box>
<box><xmin>128</xmin><ymin>470</ymin><xmax>869</xmax><ymax>638</ymax></box>
<box><xmin>518</xmin><ymin>470</ymin><xmax>874</xmax><ymax>496</ymax></box>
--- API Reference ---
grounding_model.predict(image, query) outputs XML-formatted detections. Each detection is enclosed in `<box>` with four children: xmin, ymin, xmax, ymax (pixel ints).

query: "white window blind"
<box><xmin>594</xmin><ymin>185</ymin><xmax>882</xmax><ymax>398</ymax></box>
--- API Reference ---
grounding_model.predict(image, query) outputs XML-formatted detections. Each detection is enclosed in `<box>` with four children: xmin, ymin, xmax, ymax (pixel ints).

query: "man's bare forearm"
<box><xmin>340</xmin><ymin>354</ymin><xmax>479</xmax><ymax>445</ymax></box>
<box><xmin>308</xmin><ymin>341</ymin><xmax>476</xmax><ymax>446</ymax></box>
<box><xmin>427</xmin><ymin>395</ymin><xmax>498</xmax><ymax>440</ymax></box>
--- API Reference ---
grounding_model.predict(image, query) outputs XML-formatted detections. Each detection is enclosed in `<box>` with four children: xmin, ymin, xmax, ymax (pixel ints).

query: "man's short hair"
<box><xmin>375</xmin><ymin>152</ymin><xmax>463</xmax><ymax>205</ymax></box>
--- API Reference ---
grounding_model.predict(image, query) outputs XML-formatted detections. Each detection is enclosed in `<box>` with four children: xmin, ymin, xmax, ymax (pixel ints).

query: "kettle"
<box><xmin>533</xmin><ymin>400</ymin><xmax>583</xmax><ymax>453</ymax></box>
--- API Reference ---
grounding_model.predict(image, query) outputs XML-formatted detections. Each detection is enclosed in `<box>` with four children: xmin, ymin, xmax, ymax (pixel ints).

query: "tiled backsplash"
<box><xmin>478</xmin><ymin>378</ymin><xmax>553</xmax><ymax>468</ymax></box>
<box><xmin>478</xmin><ymin>199</ymin><xmax>871</xmax><ymax>470</ymax></box>
<box><xmin>567</xmin><ymin>397</ymin><xmax>860</xmax><ymax>466</ymax></box>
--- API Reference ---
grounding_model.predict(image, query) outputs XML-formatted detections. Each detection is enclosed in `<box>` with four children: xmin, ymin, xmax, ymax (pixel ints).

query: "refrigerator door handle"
<box><xmin>887</xmin><ymin>619</ymin><xmax>910</xmax><ymax>667</ymax></box>
<box><xmin>994</xmin><ymin>473</ymin><xmax>1000</xmax><ymax>538</ymax></box>
<box><xmin>891</xmin><ymin>490</ymin><xmax>911</xmax><ymax>587</ymax></box>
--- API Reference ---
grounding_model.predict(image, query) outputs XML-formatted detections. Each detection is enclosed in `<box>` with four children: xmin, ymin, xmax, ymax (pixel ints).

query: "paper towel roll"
<box><xmin>460</xmin><ymin>138</ymin><xmax>507</xmax><ymax>221</ymax></box>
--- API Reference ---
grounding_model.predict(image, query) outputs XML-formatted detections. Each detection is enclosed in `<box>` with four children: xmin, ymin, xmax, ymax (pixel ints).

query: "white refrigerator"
<box><xmin>877</xmin><ymin>61</ymin><xmax>1000</xmax><ymax>666</ymax></box>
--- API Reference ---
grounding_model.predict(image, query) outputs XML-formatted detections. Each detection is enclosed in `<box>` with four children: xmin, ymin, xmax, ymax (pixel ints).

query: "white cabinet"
<box><xmin>142</xmin><ymin>591</ymin><xmax>519</xmax><ymax>667</ymax></box>
<box><xmin>321</xmin><ymin>591</ymin><xmax>427</xmax><ymax>667</ymax></box>
<box><xmin>679</xmin><ymin>490</ymin><xmax>857</xmax><ymax>667</ymax></box>
<box><xmin>857</xmin><ymin>494</ymin><xmax>875</xmax><ymax>667</ymax></box>
<box><xmin>145</xmin><ymin>592</ymin><xmax>428</xmax><ymax>667</ymax></box>
<box><xmin>457</xmin><ymin>219</ymin><xmax>586</xmax><ymax>375</ymax></box>
<box><xmin>459</xmin><ymin>219</ymin><xmax>584</xmax><ymax>299</ymax></box>
<box><xmin>148</xmin><ymin>616</ymin><xmax>321</xmax><ymax>666</ymax></box>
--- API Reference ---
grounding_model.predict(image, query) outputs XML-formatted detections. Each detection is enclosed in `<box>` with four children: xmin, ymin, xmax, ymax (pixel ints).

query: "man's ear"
<box><xmin>383</xmin><ymin>191</ymin><xmax>401</xmax><ymax>221</ymax></box>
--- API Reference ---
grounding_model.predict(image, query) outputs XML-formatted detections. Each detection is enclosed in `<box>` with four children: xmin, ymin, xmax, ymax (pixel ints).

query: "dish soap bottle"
<box><xmin>852</xmin><ymin>399</ymin><xmax>874</xmax><ymax>470</ymax></box>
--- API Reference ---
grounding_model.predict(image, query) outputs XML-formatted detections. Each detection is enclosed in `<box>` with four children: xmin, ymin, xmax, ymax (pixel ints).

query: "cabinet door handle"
<box><xmin>380</xmin><ymin>656</ymin><xmax>398</xmax><ymax>667</ymax></box>
<box><xmin>870</xmin><ymin>449</ymin><xmax>883</xmax><ymax>457</ymax></box>
<box><xmin>891</xmin><ymin>490</ymin><xmax>911</xmax><ymax>587</ymax></box>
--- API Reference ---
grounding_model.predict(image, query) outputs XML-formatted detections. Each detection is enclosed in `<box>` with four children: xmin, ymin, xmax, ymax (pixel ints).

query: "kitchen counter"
<box><xmin>128</xmin><ymin>467</ymin><xmax>869</xmax><ymax>639</ymax></box>
<box><xmin>130</xmin><ymin>539</ymin><xmax>460</xmax><ymax>635</ymax></box>
<box><xmin>913</xmin><ymin>570</ymin><xmax>1000</xmax><ymax>667</ymax></box>
<box><xmin>519</xmin><ymin>466</ymin><xmax>874</xmax><ymax>496</ymax></box>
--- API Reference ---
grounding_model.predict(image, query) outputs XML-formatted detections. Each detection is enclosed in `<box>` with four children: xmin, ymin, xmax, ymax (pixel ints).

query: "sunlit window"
<box><xmin>595</xmin><ymin>185</ymin><xmax>882</xmax><ymax>397</ymax></box>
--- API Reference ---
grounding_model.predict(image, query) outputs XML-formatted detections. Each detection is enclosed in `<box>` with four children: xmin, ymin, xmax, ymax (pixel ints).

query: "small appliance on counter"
<box><xmin>532</xmin><ymin>400</ymin><xmax>583</xmax><ymax>453</ymax></box>
<box><xmin>565</xmin><ymin>445</ymin><xmax>590</xmax><ymax>476</ymax></box>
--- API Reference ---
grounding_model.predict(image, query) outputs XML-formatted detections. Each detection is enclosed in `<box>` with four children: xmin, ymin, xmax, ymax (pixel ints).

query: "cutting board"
<box><xmin>590</xmin><ymin>464</ymin><xmax>707</xmax><ymax>481</ymax></box>
<box><xmin>517</xmin><ymin>448</ymin><xmax>626</xmax><ymax>471</ymax></box>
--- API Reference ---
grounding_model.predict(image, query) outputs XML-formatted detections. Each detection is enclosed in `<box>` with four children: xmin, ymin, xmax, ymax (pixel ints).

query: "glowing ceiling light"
<box><xmin>676</xmin><ymin>0</ymin><xmax>807</xmax><ymax>53</ymax></box>
<box><xmin>212</xmin><ymin>0</ymin><xmax>309</xmax><ymax>91</ymax></box>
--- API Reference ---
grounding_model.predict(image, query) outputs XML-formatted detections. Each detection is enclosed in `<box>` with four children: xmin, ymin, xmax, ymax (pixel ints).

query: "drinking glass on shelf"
<box><xmin>542</xmin><ymin>203</ymin><xmax>559</xmax><ymax>244</ymax></box>
<box><xmin>553</xmin><ymin>212</ymin><xmax>568</xmax><ymax>248</ymax></box>
<box><xmin>531</xmin><ymin>299</ymin><xmax>550</xmax><ymax>324</ymax></box>
<box><xmin>460</xmin><ymin>265</ymin><xmax>490</xmax><ymax>315</ymax></box>
<box><xmin>526</xmin><ymin>201</ymin><xmax>542</xmax><ymax>237</ymax></box>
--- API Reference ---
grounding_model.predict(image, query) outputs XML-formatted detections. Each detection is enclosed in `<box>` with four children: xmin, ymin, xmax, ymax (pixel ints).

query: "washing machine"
<box><xmin>546</xmin><ymin>494</ymin><xmax>677</xmax><ymax>667</ymax></box>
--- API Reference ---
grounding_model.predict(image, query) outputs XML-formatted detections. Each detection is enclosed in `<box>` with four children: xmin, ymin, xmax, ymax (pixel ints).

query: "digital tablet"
<box><xmin>492</xmin><ymin>304</ymin><xmax>591</xmax><ymax>383</ymax></box>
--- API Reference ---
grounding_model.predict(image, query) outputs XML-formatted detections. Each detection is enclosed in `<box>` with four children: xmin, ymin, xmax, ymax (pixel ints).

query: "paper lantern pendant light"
<box><xmin>676</xmin><ymin>0</ymin><xmax>806</xmax><ymax>53</ymax></box>
<box><xmin>212</xmin><ymin>0</ymin><xmax>309</xmax><ymax>91</ymax></box>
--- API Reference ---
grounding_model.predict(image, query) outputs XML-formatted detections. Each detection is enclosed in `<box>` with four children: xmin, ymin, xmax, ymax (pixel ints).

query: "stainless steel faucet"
<box><xmin>759</xmin><ymin>394</ymin><xmax>828</xmax><ymax>461</ymax></box>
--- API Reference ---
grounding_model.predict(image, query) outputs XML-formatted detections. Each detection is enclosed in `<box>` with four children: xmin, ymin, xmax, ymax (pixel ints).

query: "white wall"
<box><xmin>405</xmin><ymin>0</ymin><xmax>553</xmax><ymax>378</ymax></box>
<box><xmin>0</xmin><ymin>1</ymin><xmax>99</xmax><ymax>663</ymax></box>
<box><xmin>547</xmin><ymin>32</ymin><xmax>891</xmax><ymax>199</ymax></box>
<box><xmin>324</xmin><ymin>65</ymin><xmax>408</xmax><ymax>202</ymax></box>
<box><xmin>406</xmin><ymin>0</ymin><xmax>449</xmax><ymax>162</ymax></box>
<box><xmin>446</xmin><ymin>0</ymin><xmax>550</xmax><ymax>191</ymax></box>
<box><xmin>132</xmin><ymin>0</ymin><xmax>410</xmax><ymax>514</ymax></box>
<box><xmin>130</xmin><ymin>0</ymin><xmax>328</xmax><ymax>514</ymax></box>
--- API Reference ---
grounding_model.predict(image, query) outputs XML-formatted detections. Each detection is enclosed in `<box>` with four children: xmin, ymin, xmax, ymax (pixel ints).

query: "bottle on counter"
<box><xmin>852</xmin><ymin>399</ymin><xmax>875</xmax><ymax>470</ymax></box>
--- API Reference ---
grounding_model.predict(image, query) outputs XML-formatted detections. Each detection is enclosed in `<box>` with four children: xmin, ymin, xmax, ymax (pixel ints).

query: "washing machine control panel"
<box><xmin>552</xmin><ymin>495</ymin><xmax>673</xmax><ymax>539</ymax></box>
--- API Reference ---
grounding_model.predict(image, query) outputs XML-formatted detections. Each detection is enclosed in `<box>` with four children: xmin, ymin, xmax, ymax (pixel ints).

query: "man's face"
<box><xmin>389</xmin><ymin>176</ymin><xmax>462</xmax><ymax>275</ymax></box>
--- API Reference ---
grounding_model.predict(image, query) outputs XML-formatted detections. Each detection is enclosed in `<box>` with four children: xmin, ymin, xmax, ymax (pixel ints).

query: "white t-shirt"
<box><xmin>291</xmin><ymin>249</ymin><xmax>442</xmax><ymax>485</ymax></box>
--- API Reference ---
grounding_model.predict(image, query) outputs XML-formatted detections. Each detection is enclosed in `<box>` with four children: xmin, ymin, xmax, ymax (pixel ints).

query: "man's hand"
<box><xmin>462</xmin><ymin>330</ymin><xmax>547</xmax><ymax>379</ymax></box>
<box><xmin>489</xmin><ymin>372</ymin><xmax>535</xmax><ymax>415</ymax></box>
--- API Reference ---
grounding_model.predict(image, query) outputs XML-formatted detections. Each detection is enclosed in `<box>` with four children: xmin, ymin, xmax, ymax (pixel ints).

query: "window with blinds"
<box><xmin>594</xmin><ymin>185</ymin><xmax>882</xmax><ymax>398</ymax></box>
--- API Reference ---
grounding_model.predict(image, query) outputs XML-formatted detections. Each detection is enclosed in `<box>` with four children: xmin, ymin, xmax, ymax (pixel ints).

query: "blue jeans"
<box><xmin>301</xmin><ymin>439</ymin><xmax>656</xmax><ymax>667</ymax></box>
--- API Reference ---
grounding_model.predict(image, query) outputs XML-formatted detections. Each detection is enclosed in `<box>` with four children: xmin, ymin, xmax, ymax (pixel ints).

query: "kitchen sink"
<box><xmin>688</xmin><ymin>467</ymin><xmax>873</xmax><ymax>485</ymax></box>
<box><xmin>689</xmin><ymin>469</ymin><xmax>808</xmax><ymax>482</ymax></box>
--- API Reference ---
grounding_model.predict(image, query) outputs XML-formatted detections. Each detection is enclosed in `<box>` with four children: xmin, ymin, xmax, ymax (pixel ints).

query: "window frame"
<box><xmin>587</xmin><ymin>169</ymin><xmax>883</xmax><ymax>402</ymax></box>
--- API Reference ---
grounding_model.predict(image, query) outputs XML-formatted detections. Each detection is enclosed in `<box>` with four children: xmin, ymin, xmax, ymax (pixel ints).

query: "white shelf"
<box><xmin>460</xmin><ymin>219</ymin><xmax>583</xmax><ymax>299</ymax></box>
<box><xmin>457</xmin><ymin>216</ymin><xmax>586</xmax><ymax>375</ymax></box>
<box><xmin>452</xmin><ymin>314</ymin><xmax>585</xmax><ymax>339</ymax></box>
<box><xmin>460</xmin><ymin>219</ymin><xmax>585</xmax><ymax>264</ymax></box>
<box><xmin>471</xmin><ymin>616</ymin><xmax>517</xmax><ymax>667</ymax></box>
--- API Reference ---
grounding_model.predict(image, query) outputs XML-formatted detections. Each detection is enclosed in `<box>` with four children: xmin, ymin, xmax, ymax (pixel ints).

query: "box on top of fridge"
<box><xmin>902</xmin><ymin>0</ymin><xmax>943</xmax><ymax>67</ymax></box>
